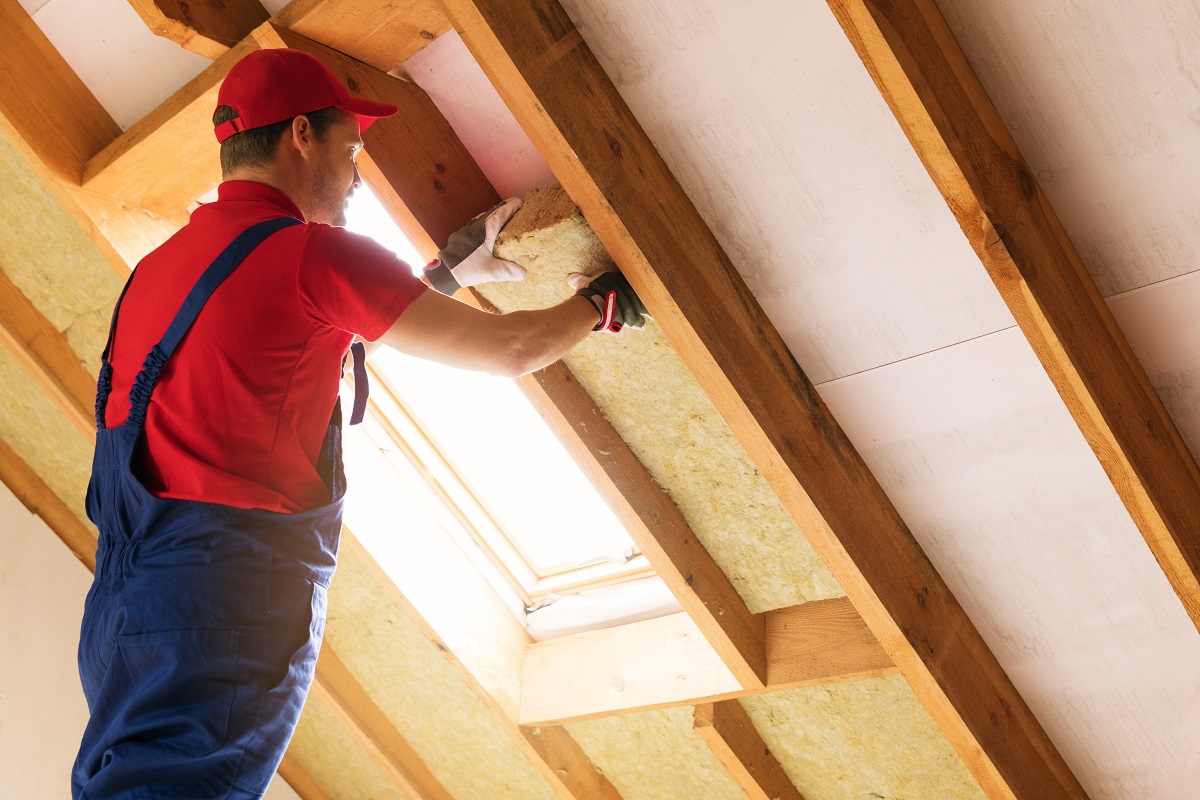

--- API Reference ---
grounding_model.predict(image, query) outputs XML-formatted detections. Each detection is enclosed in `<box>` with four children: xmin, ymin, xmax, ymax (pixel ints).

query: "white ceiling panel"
<box><xmin>817</xmin><ymin>328</ymin><xmax>1200</xmax><ymax>800</ymax></box>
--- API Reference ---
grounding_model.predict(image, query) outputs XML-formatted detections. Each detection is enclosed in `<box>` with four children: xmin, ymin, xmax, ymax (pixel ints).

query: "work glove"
<box><xmin>424</xmin><ymin>198</ymin><xmax>526</xmax><ymax>295</ymax></box>
<box><xmin>569</xmin><ymin>270</ymin><xmax>649</xmax><ymax>332</ymax></box>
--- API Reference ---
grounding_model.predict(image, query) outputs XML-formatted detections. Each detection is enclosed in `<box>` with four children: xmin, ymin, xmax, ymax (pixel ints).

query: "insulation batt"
<box><xmin>485</xmin><ymin>185</ymin><xmax>841</xmax><ymax>612</ymax></box>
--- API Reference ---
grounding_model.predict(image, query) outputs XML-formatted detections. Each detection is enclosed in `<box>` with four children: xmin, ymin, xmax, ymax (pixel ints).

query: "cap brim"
<box><xmin>338</xmin><ymin>97</ymin><xmax>398</xmax><ymax>132</ymax></box>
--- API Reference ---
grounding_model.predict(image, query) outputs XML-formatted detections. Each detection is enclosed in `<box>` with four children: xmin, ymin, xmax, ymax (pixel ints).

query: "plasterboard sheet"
<box><xmin>564</xmin><ymin>706</ymin><xmax>746</xmax><ymax>800</ymax></box>
<box><xmin>485</xmin><ymin>185</ymin><xmax>842</xmax><ymax>612</ymax></box>
<box><xmin>288</xmin><ymin>692</ymin><xmax>412</xmax><ymax>800</ymax></box>
<box><xmin>26</xmin><ymin>0</ymin><xmax>210</xmax><ymax>130</ymax></box>
<box><xmin>937</xmin><ymin>0</ymin><xmax>1200</xmax><ymax>297</ymax></box>
<box><xmin>743</xmin><ymin>676</ymin><xmax>984</xmax><ymax>800</ymax></box>
<box><xmin>556</xmin><ymin>0</ymin><xmax>1014</xmax><ymax>384</ymax></box>
<box><xmin>0</xmin><ymin>130</ymin><xmax>121</xmax><ymax>376</ymax></box>
<box><xmin>402</xmin><ymin>30</ymin><xmax>556</xmax><ymax>199</ymax></box>
<box><xmin>816</xmin><ymin>327</ymin><xmax>1200</xmax><ymax>800</ymax></box>
<box><xmin>324</xmin><ymin>544</ymin><xmax>560</xmax><ymax>800</ymax></box>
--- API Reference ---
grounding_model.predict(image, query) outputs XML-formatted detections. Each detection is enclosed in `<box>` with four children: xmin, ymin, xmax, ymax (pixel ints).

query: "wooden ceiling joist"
<box><xmin>519</xmin><ymin>726</ymin><xmax>624</xmax><ymax>800</ymax></box>
<box><xmin>277</xmin><ymin>755</ymin><xmax>335</xmax><ymax>800</ymax></box>
<box><xmin>825</xmin><ymin>0</ymin><xmax>1200</xmax><ymax>633</ymax></box>
<box><xmin>127</xmin><ymin>0</ymin><xmax>269</xmax><ymax>60</ymax></box>
<box><xmin>0</xmin><ymin>435</ymin><xmax>96</xmax><ymax>571</ymax></box>
<box><xmin>694</xmin><ymin>700</ymin><xmax>806</xmax><ymax>800</ymax></box>
<box><xmin>275</xmin><ymin>0</ymin><xmax>452</xmax><ymax>72</ymax></box>
<box><xmin>435</xmin><ymin>1</ymin><xmax>1087</xmax><ymax>798</ymax></box>
<box><xmin>519</xmin><ymin>598</ymin><xmax>895</xmax><ymax>726</ymax></box>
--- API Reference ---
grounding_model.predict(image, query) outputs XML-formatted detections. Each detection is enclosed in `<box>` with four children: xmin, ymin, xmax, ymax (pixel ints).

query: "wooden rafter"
<box><xmin>277</xmin><ymin>755</ymin><xmax>335</xmax><ymax>800</ymax></box>
<box><xmin>824</xmin><ymin>0</ymin><xmax>1200</xmax><ymax>634</ymax></box>
<box><xmin>519</xmin><ymin>598</ymin><xmax>894</xmax><ymax>726</ymax></box>
<box><xmin>694</xmin><ymin>701</ymin><xmax>805</xmax><ymax>800</ymax></box>
<box><xmin>127</xmin><ymin>0</ymin><xmax>269</xmax><ymax>59</ymax></box>
<box><xmin>520</xmin><ymin>725</ymin><xmax>623</xmax><ymax>800</ymax></box>
<box><xmin>0</xmin><ymin>435</ymin><xmax>96</xmax><ymax>571</ymax></box>
<box><xmin>434</xmin><ymin>1</ymin><xmax>1087</xmax><ymax>797</ymax></box>
<box><xmin>274</xmin><ymin>0</ymin><xmax>451</xmax><ymax>72</ymax></box>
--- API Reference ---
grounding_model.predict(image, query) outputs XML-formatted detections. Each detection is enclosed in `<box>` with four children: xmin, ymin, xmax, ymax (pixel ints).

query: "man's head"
<box><xmin>212</xmin><ymin>49</ymin><xmax>397</xmax><ymax>225</ymax></box>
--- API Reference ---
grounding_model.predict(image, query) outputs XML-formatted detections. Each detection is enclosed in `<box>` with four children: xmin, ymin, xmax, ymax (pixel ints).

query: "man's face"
<box><xmin>308</xmin><ymin>112</ymin><xmax>364</xmax><ymax>226</ymax></box>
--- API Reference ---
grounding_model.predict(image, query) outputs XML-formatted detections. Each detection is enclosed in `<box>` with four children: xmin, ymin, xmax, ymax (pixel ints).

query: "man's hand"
<box><xmin>569</xmin><ymin>270</ymin><xmax>649</xmax><ymax>332</ymax></box>
<box><xmin>425</xmin><ymin>198</ymin><xmax>526</xmax><ymax>295</ymax></box>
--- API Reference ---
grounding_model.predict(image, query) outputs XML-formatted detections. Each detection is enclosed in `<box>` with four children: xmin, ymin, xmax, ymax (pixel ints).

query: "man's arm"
<box><xmin>379</xmin><ymin>289</ymin><xmax>599</xmax><ymax>378</ymax></box>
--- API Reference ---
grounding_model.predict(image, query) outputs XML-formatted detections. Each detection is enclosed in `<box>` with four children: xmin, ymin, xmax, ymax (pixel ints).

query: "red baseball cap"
<box><xmin>214</xmin><ymin>48</ymin><xmax>397</xmax><ymax>143</ymax></box>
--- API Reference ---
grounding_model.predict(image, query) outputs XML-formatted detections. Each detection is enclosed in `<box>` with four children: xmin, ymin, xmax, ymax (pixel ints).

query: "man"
<box><xmin>73</xmin><ymin>47</ymin><xmax>646</xmax><ymax>799</ymax></box>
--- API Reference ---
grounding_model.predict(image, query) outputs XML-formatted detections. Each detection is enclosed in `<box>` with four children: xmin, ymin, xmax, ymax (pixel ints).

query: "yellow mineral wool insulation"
<box><xmin>0</xmin><ymin>348</ymin><xmax>93</xmax><ymax>526</ymax></box>
<box><xmin>288</xmin><ymin>691</ymin><xmax>412</xmax><ymax>800</ymax></box>
<box><xmin>564</xmin><ymin>705</ymin><xmax>746</xmax><ymax>800</ymax></box>
<box><xmin>324</xmin><ymin>544</ymin><xmax>560</xmax><ymax>800</ymax></box>
<box><xmin>484</xmin><ymin>184</ymin><xmax>841</xmax><ymax>611</ymax></box>
<box><xmin>741</xmin><ymin>676</ymin><xmax>986</xmax><ymax>800</ymax></box>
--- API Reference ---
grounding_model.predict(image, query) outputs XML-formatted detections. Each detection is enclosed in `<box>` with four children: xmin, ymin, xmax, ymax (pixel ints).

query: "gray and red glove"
<box><xmin>568</xmin><ymin>271</ymin><xmax>649</xmax><ymax>332</ymax></box>
<box><xmin>425</xmin><ymin>198</ymin><xmax>525</xmax><ymax>295</ymax></box>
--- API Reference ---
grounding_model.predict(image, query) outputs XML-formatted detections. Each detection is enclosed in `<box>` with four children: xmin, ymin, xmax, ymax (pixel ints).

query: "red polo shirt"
<box><xmin>105</xmin><ymin>181</ymin><xmax>427</xmax><ymax>513</ymax></box>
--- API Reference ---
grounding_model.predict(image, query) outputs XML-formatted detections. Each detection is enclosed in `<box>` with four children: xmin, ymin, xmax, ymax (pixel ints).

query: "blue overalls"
<box><xmin>74</xmin><ymin>218</ymin><xmax>364</xmax><ymax>799</ymax></box>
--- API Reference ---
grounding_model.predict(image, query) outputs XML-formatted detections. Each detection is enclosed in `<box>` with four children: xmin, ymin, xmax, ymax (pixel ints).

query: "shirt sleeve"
<box><xmin>296</xmin><ymin>224</ymin><xmax>428</xmax><ymax>341</ymax></box>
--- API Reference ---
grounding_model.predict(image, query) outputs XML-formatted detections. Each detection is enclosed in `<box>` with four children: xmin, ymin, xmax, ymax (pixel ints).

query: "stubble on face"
<box><xmin>310</xmin><ymin>156</ymin><xmax>350</xmax><ymax>226</ymax></box>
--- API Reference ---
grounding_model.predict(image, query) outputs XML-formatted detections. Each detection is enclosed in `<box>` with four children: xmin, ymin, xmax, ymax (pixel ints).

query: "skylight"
<box><xmin>342</xmin><ymin>185</ymin><xmax>653</xmax><ymax>614</ymax></box>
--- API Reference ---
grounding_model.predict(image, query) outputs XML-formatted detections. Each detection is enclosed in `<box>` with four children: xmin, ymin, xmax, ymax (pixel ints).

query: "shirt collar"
<box><xmin>216</xmin><ymin>180</ymin><xmax>306</xmax><ymax>221</ymax></box>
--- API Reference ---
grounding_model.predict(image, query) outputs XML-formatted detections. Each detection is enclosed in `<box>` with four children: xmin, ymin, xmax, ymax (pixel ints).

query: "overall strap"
<box><xmin>97</xmin><ymin>217</ymin><xmax>303</xmax><ymax>430</ymax></box>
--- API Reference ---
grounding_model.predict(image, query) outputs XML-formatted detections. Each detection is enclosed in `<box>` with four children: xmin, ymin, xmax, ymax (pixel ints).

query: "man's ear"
<box><xmin>287</xmin><ymin>115</ymin><xmax>315</xmax><ymax>159</ymax></box>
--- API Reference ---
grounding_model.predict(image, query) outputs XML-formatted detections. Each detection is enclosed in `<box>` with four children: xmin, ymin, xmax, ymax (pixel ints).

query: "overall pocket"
<box><xmin>115</xmin><ymin>629</ymin><xmax>242</xmax><ymax>756</ymax></box>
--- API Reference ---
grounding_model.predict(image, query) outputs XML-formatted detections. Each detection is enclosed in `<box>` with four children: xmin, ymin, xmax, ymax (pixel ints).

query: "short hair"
<box><xmin>213</xmin><ymin>105</ymin><xmax>346</xmax><ymax>174</ymax></box>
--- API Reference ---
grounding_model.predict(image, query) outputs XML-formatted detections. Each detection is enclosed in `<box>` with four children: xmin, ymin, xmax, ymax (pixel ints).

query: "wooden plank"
<box><xmin>824</xmin><ymin>0</ymin><xmax>1200</xmax><ymax>634</ymax></box>
<box><xmin>0</xmin><ymin>268</ymin><xmax>98</xmax><ymax>440</ymax></box>
<box><xmin>277</xmin><ymin>753</ymin><xmax>335</xmax><ymax>800</ymax></box>
<box><xmin>0</xmin><ymin>435</ymin><xmax>95</xmax><ymax>571</ymax></box>
<box><xmin>284</xmin><ymin>0</ymin><xmax>450</xmax><ymax>71</ymax></box>
<box><xmin>127</xmin><ymin>0</ymin><xmax>269</xmax><ymax>59</ymax></box>
<box><xmin>520</xmin><ymin>725</ymin><xmax>623</xmax><ymax>800</ymax></box>
<box><xmin>694</xmin><ymin>701</ymin><xmax>805</xmax><ymax>800</ymax></box>
<box><xmin>0</xmin><ymin>0</ymin><xmax>122</xmax><ymax>184</ymax></box>
<box><xmin>253</xmin><ymin>23</ymin><xmax>499</xmax><ymax>253</ymax></box>
<box><xmin>312</xmin><ymin>647</ymin><xmax>457</xmax><ymax>800</ymax></box>
<box><xmin>435</xmin><ymin>2</ymin><xmax>1086</xmax><ymax>798</ymax></box>
<box><xmin>519</xmin><ymin>598</ymin><xmax>895</xmax><ymax>726</ymax></box>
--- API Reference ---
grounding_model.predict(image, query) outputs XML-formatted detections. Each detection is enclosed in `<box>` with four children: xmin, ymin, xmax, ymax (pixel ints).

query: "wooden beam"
<box><xmin>824</xmin><ymin>0</ymin><xmax>1200</xmax><ymax>633</ymax></box>
<box><xmin>519</xmin><ymin>598</ymin><xmax>895</xmax><ymax>726</ymax></box>
<box><xmin>277</xmin><ymin>754</ymin><xmax>335</xmax><ymax>800</ymax></box>
<box><xmin>520</xmin><ymin>725</ymin><xmax>623</xmax><ymax>800</ymax></box>
<box><xmin>0</xmin><ymin>268</ymin><xmax>98</xmax><ymax>440</ymax></box>
<box><xmin>0</xmin><ymin>435</ymin><xmax>95</xmax><ymax>571</ymax></box>
<box><xmin>694</xmin><ymin>701</ymin><xmax>805</xmax><ymax>800</ymax></box>
<box><xmin>312</xmin><ymin>647</ymin><xmax>456</xmax><ymax>800</ymax></box>
<box><xmin>0</xmin><ymin>0</ymin><xmax>122</xmax><ymax>184</ymax></box>
<box><xmin>127</xmin><ymin>0</ymin><xmax>269</xmax><ymax>59</ymax></box>
<box><xmin>435</xmin><ymin>2</ymin><xmax>1086</xmax><ymax>798</ymax></box>
<box><xmin>280</xmin><ymin>0</ymin><xmax>450</xmax><ymax>71</ymax></box>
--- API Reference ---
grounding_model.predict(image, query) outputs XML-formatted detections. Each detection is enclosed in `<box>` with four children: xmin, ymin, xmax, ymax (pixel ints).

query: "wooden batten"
<box><xmin>824</xmin><ymin>0</ymin><xmax>1200</xmax><ymax>637</ymax></box>
<box><xmin>520</xmin><ymin>725</ymin><xmax>624</xmax><ymax>800</ymax></box>
<box><xmin>519</xmin><ymin>598</ymin><xmax>895</xmax><ymax>726</ymax></box>
<box><xmin>436</xmin><ymin>1</ymin><xmax>1086</xmax><ymax>797</ymax></box>
<box><xmin>281</xmin><ymin>0</ymin><xmax>451</xmax><ymax>71</ymax></box>
<box><xmin>694</xmin><ymin>701</ymin><xmax>806</xmax><ymax>800</ymax></box>
<box><xmin>277</xmin><ymin>755</ymin><xmax>335</xmax><ymax>800</ymax></box>
<box><xmin>0</xmin><ymin>435</ymin><xmax>96</xmax><ymax>571</ymax></box>
<box><xmin>127</xmin><ymin>0</ymin><xmax>269</xmax><ymax>60</ymax></box>
<box><xmin>312</xmin><ymin>647</ymin><xmax>457</xmax><ymax>800</ymax></box>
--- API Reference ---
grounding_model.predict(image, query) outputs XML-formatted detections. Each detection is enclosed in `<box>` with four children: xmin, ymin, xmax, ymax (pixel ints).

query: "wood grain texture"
<box><xmin>127</xmin><ymin>0</ymin><xmax>269</xmax><ymax>59</ymax></box>
<box><xmin>694</xmin><ymin>701</ymin><xmax>806</xmax><ymax>800</ymax></box>
<box><xmin>0</xmin><ymin>267</ymin><xmax>97</xmax><ymax>440</ymax></box>
<box><xmin>285</xmin><ymin>0</ymin><xmax>450</xmax><ymax>71</ymax></box>
<box><xmin>824</xmin><ymin>0</ymin><xmax>1200</xmax><ymax>638</ymax></box>
<box><xmin>520</xmin><ymin>599</ymin><xmax>894</xmax><ymax>726</ymax></box>
<box><xmin>438</xmin><ymin>1</ymin><xmax>1084</xmax><ymax>797</ymax></box>
<box><xmin>313</xmin><ymin>647</ymin><xmax>456</xmax><ymax>800</ymax></box>
<box><xmin>0</xmin><ymin>0</ymin><xmax>121</xmax><ymax>184</ymax></box>
<box><xmin>520</xmin><ymin>725</ymin><xmax>624</xmax><ymax>800</ymax></box>
<box><xmin>277</xmin><ymin>754</ymin><xmax>335</xmax><ymax>800</ymax></box>
<box><xmin>0</xmin><ymin>435</ymin><xmax>95</xmax><ymax>571</ymax></box>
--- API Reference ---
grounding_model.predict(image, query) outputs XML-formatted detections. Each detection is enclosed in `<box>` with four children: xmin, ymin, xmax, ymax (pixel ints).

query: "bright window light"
<box><xmin>343</xmin><ymin>185</ymin><xmax>640</xmax><ymax>587</ymax></box>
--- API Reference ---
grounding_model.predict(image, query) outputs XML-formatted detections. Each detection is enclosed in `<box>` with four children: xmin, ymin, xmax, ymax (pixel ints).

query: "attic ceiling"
<box><xmin>2</xmin><ymin>1</ymin><xmax>1199</xmax><ymax>800</ymax></box>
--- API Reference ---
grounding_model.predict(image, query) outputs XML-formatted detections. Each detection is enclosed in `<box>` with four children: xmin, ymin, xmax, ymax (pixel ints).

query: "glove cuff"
<box><xmin>424</xmin><ymin>258</ymin><xmax>462</xmax><ymax>296</ymax></box>
<box><xmin>576</xmin><ymin>287</ymin><xmax>621</xmax><ymax>332</ymax></box>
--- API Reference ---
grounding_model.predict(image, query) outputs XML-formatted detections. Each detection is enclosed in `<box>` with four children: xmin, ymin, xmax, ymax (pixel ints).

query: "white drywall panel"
<box><xmin>24</xmin><ymin>0</ymin><xmax>210</xmax><ymax>130</ymax></box>
<box><xmin>556</xmin><ymin>0</ymin><xmax>1014</xmax><ymax>384</ymax></box>
<box><xmin>816</xmin><ymin>327</ymin><xmax>1200</xmax><ymax>800</ymax></box>
<box><xmin>0</xmin><ymin>482</ymin><xmax>301</xmax><ymax>800</ymax></box>
<box><xmin>402</xmin><ymin>30</ymin><xmax>557</xmax><ymax>199</ymax></box>
<box><xmin>937</xmin><ymin>0</ymin><xmax>1200</xmax><ymax>297</ymax></box>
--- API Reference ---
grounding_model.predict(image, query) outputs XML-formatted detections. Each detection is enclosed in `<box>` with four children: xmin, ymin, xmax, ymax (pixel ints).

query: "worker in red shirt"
<box><xmin>72</xmin><ymin>47</ymin><xmax>646</xmax><ymax>800</ymax></box>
